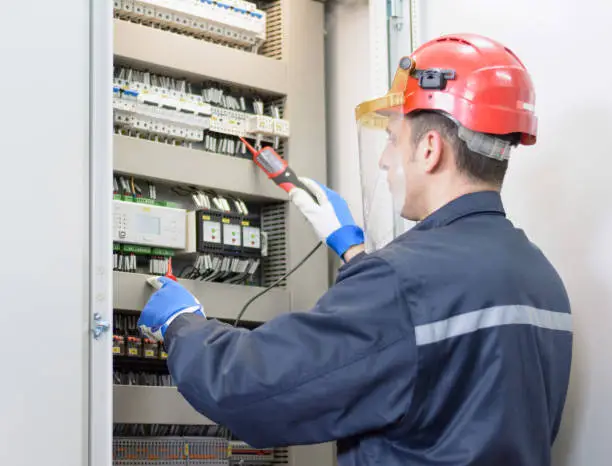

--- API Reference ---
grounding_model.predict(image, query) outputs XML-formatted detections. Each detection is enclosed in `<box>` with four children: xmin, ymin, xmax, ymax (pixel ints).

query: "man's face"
<box><xmin>380</xmin><ymin>117</ymin><xmax>424</xmax><ymax>221</ymax></box>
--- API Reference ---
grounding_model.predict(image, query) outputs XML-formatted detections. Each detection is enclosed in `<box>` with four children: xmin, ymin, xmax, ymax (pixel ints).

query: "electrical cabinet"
<box><xmin>101</xmin><ymin>1</ymin><xmax>332</xmax><ymax>466</ymax></box>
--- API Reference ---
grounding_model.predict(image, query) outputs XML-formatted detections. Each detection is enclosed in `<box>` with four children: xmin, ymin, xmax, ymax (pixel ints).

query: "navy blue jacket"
<box><xmin>165</xmin><ymin>191</ymin><xmax>573</xmax><ymax>466</ymax></box>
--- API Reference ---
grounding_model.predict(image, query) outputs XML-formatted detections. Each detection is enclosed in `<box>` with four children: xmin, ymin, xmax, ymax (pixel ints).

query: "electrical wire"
<box><xmin>171</xmin><ymin>185</ymin><xmax>199</xmax><ymax>197</ymax></box>
<box><xmin>234</xmin><ymin>242</ymin><xmax>323</xmax><ymax>326</ymax></box>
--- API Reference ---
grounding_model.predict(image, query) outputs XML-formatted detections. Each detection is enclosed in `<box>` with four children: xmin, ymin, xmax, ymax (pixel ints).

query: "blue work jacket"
<box><xmin>165</xmin><ymin>191</ymin><xmax>573</xmax><ymax>466</ymax></box>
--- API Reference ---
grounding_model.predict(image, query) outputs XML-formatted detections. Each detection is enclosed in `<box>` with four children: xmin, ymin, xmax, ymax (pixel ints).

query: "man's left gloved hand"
<box><xmin>138</xmin><ymin>276</ymin><xmax>205</xmax><ymax>343</ymax></box>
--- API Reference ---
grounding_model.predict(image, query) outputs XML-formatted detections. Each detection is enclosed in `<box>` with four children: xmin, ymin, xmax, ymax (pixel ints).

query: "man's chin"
<box><xmin>400</xmin><ymin>206</ymin><xmax>420</xmax><ymax>222</ymax></box>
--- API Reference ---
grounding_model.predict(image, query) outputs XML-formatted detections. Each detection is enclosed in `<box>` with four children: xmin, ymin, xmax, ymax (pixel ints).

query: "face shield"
<box><xmin>355</xmin><ymin>60</ymin><xmax>416</xmax><ymax>252</ymax></box>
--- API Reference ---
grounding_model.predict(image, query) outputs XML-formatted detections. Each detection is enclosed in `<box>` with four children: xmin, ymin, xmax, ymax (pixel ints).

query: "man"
<box><xmin>138</xmin><ymin>34</ymin><xmax>572</xmax><ymax>465</ymax></box>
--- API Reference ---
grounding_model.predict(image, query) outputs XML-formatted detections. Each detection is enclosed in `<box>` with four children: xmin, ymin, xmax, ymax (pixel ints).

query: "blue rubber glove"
<box><xmin>138</xmin><ymin>276</ymin><xmax>205</xmax><ymax>342</ymax></box>
<box><xmin>289</xmin><ymin>177</ymin><xmax>364</xmax><ymax>258</ymax></box>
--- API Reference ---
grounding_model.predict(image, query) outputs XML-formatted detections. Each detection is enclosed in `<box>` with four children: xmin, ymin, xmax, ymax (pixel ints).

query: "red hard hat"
<box><xmin>356</xmin><ymin>33</ymin><xmax>537</xmax><ymax>145</ymax></box>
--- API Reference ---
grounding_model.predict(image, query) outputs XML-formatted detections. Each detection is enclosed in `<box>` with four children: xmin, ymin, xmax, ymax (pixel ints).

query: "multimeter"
<box><xmin>240</xmin><ymin>137</ymin><xmax>318</xmax><ymax>202</ymax></box>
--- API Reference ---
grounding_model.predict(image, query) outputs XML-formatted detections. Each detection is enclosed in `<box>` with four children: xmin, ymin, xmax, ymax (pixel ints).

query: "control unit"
<box><xmin>113</xmin><ymin>200</ymin><xmax>187</xmax><ymax>249</ymax></box>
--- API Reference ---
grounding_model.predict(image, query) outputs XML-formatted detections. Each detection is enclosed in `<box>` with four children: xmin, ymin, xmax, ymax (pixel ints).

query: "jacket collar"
<box><xmin>412</xmin><ymin>191</ymin><xmax>506</xmax><ymax>232</ymax></box>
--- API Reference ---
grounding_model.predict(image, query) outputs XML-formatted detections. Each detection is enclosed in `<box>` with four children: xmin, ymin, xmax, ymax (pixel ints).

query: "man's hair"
<box><xmin>407</xmin><ymin>111</ymin><xmax>519</xmax><ymax>186</ymax></box>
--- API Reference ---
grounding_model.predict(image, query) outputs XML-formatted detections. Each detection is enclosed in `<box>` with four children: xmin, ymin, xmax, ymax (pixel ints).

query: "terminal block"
<box><xmin>114</xmin><ymin>0</ymin><xmax>267</xmax><ymax>51</ymax></box>
<box><xmin>113</xmin><ymin>66</ymin><xmax>290</xmax><ymax>151</ymax></box>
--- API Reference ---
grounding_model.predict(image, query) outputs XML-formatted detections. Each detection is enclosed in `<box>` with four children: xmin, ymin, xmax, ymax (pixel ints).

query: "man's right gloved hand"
<box><xmin>138</xmin><ymin>276</ymin><xmax>205</xmax><ymax>343</ymax></box>
<box><xmin>289</xmin><ymin>177</ymin><xmax>364</xmax><ymax>260</ymax></box>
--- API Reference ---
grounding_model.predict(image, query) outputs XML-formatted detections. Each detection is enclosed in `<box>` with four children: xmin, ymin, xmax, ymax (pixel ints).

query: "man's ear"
<box><xmin>420</xmin><ymin>130</ymin><xmax>444</xmax><ymax>173</ymax></box>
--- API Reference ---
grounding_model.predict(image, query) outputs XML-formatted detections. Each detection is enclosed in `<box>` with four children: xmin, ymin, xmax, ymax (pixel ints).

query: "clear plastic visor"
<box><xmin>357</xmin><ymin>105</ymin><xmax>413</xmax><ymax>252</ymax></box>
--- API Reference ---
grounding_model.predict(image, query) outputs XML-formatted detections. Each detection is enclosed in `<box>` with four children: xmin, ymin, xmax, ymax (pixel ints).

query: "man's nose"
<box><xmin>379</xmin><ymin>147</ymin><xmax>392</xmax><ymax>171</ymax></box>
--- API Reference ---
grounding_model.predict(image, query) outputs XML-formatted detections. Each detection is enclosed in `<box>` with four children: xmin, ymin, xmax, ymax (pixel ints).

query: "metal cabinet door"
<box><xmin>89</xmin><ymin>1</ymin><xmax>115</xmax><ymax>466</ymax></box>
<box><xmin>0</xmin><ymin>0</ymin><xmax>113</xmax><ymax>465</ymax></box>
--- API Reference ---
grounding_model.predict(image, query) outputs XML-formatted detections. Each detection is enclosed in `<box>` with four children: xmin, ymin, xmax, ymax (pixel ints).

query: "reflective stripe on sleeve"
<box><xmin>415</xmin><ymin>305</ymin><xmax>573</xmax><ymax>346</ymax></box>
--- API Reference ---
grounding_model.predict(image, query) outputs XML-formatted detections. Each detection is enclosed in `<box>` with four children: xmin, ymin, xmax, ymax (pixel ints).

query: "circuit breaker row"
<box><xmin>113</xmin><ymin>435</ymin><xmax>277</xmax><ymax>465</ymax></box>
<box><xmin>113</xmin><ymin>334</ymin><xmax>167</xmax><ymax>360</ymax></box>
<box><xmin>114</xmin><ymin>0</ymin><xmax>267</xmax><ymax>50</ymax></box>
<box><xmin>112</xmin><ymin>309</ymin><xmax>257</xmax><ymax>382</ymax></box>
<box><xmin>113</xmin><ymin>313</ymin><xmax>169</xmax><ymax>360</ymax></box>
<box><xmin>114</xmin><ymin>424</ymin><xmax>280</xmax><ymax>465</ymax></box>
<box><xmin>113</xmin><ymin>66</ymin><xmax>289</xmax><ymax>150</ymax></box>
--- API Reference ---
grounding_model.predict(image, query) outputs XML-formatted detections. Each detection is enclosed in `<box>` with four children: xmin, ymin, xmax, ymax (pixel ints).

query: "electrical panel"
<box><xmin>109</xmin><ymin>0</ymin><xmax>328</xmax><ymax>464</ymax></box>
<box><xmin>113</xmin><ymin>199</ymin><xmax>187</xmax><ymax>249</ymax></box>
<box><xmin>114</xmin><ymin>0</ymin><xmax>267</xmax><ymax>51</ymax></box>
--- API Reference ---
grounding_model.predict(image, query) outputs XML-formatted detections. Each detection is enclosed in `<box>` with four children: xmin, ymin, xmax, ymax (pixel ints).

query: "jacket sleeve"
<box><xmin>164</xmin><ymin>255</ymin><xmax>418</xmax><ymax>448</ymax></box>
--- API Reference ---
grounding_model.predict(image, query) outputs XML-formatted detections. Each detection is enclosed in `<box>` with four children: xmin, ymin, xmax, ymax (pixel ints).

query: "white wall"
<box><xmin>325</xmin><ymin>0</ymin><xmax>371</xmax><ymax>222</ymax></box>
<box><xmin>327</xmin><ymin>0</ymin><xmax>612</xmax><ymax>464</ymax></box>
<box><xmin>0</xmin><ymin>1</ymin><xmax>91</xmax><ymax>465</ymax></box>
<box><xmin>324</xmin><ymin>0</ymin><xmax>371</xmax><ymax>280</ymax></box>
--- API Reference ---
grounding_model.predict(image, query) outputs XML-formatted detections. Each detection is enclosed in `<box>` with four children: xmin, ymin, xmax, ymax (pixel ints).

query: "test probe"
<box><xmin>239</xmin><ymin>137</ymin><xmax>318</xmax><ymax>202</ymax></box>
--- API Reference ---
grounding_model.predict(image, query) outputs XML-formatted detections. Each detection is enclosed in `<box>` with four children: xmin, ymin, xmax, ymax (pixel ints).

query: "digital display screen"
<box><xmin>136</xmin><ymin>214</ymin><xmax>161</xmax><ymax>235</ymax></box>
<box><xmin>258</xmin><ymin>149</ymin><xmax>285</xmax><ymax>174</ymax></box>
